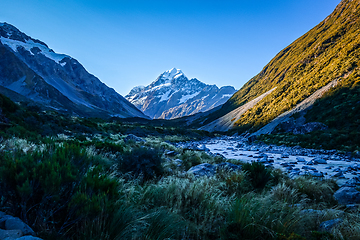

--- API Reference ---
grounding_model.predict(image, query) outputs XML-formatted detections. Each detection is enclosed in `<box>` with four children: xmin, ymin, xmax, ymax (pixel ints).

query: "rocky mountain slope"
<box><xmin>126</xmin><ymin>68</ymin><xmax>236</xmax><ymax>119</ymax></box>
<box><xmin>0</xmin><ymin>22</ymin><xmax>147</xmax><ymax>118</ymax></box>
<box><xmin>199</xmin><ymin>0</ymin><xmax>360</xmax><ymax>136</ymax></box>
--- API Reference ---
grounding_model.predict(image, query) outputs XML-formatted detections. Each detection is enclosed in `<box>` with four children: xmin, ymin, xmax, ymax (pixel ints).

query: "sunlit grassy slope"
<box><xmin>201</xmin><ymin>0</ymin><xmax>360</xmax><ymax>132</ymax></box>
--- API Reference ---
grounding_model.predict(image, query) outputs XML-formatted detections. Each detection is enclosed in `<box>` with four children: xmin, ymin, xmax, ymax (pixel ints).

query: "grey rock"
<box><xmin>308</xmin><ymin>171</ymin><xmax>324</xmax><ymax>178</ymax></box>
<box><xmin>187</xmin><ymin>163</ymin><xmax>216</xmax><ymax>177</ymax></box>
<box><xmin>302</xmin><ymin>166</ymin><xmax>316</xmax><ymax>171</ymax></box>
<box><xmin>281</xmin><ymin>153</ymin><xmax>289</xmax><ymax>158</ymax></box>
<box><xmin>258</xmin><ymin>158</ymin><xmax>269</xmax><ymax>164</ymax></box>
<box><xmin>5</xmin><ymin>217</ymin><xmax>35</xmax><ymax>236</ymax></box>
<box><xmin>0</xmin><ymin>229</ymin><xmax>23</xmax><ymax>239</ymax></box>
<box><xmin>197</xmin><ymin>144</ymin><xmax>210</xmax><ymax>152</ymax></box>
<box><xmin>313</xmin><ymin>158</ymin><xmax>327</xmax><ymax>164</ymax></box>
<box><xmin>124</xmin><ymin>134</ymin><xmax>145</xmax><ymax>143</ymax></box>
<box><xmin>296</xmin><ymin>157</ymin><xmax>306</xmax><ymax>162</ymax></box>
<box><xmin>334</xmin><ymin>187</ymin><xmax>360</xmax><ymax>205</ymax></box>
<box><xmin>342</xmin><ymin>177</ymin><xmax>360</xmax><ymax>187</ymax></box>
<box><xmin>332</xmin><ymin>172</ymin><xmax>345</xmax><ymax>178</ymax></box>
<box><xmin>319</xmin><ymin>218</ymin><xmax>342</xmax><ymax>232</ymax></box>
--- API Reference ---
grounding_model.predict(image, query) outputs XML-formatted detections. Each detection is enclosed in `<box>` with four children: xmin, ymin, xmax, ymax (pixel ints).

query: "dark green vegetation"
<box><xmin>1</xmin><ymin>94</ymin><xmax>360</xmax><ymax>239</ymax></box>
<box><xmin>195</xmin><ymin>0</ymin><xmax>360</xmax><ymax>151</ymax></box>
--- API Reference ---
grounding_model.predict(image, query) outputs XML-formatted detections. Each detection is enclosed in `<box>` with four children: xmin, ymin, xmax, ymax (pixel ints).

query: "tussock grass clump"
<box><xmin>242</xmin><ymin>161</ymin><xmax>273</xmax><ymax>190</ymax></box>
<box><xmin>223</xmin><ymin>193</ymin><xmax>310</xmax><ymax>240</ymax></box>
<box><xmin>130</xmin><ymin>176</ymin><xmax>233</xmax><ymax>238</ymax></box>
<box><xmin>285</xmin><ymin>177</ymin><xmax>338</xmax><ymax>205</ymax></box>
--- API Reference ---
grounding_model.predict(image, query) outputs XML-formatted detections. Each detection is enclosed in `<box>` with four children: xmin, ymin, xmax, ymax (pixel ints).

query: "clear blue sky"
<box><xmin>1</xmin><ymin>0</ymin><xmax>340</xmax><ymax>96</ymax></box>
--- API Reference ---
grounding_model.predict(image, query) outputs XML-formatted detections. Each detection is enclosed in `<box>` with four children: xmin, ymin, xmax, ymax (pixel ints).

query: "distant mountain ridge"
<box><xmin>126</xmin><ymin>68</ymin><xmax>236</xmax><ymax>119</ymax></box>
<box><xmin>0</xmin><ymin>22</ymin><xmax>147</xmax><ymax>118</ymax></box>
<box><xmin>198</xmin><ymin>0</ymin><xmax>360</xmax><ymax>134</ymax></box>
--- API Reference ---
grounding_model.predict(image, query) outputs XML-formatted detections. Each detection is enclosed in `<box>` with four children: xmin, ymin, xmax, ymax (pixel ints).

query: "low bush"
<box><xmin>117</xmin><ymin>146</ymin><xmax>164</xmax><ymax>182</ymax></box>
<box><xmin>242</xmin><ymin>161</ymin><xmax>273</xmax><ymax>190</ymax></box>
<box><xmin>0</xmin><ymin>143</ymin><xmax>118</xmax><ymax>239</ymax></box>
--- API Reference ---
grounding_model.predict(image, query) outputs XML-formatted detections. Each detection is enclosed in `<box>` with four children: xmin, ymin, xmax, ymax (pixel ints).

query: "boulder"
<box><xmin>124</xmin><ymin>134</ymin><xmax>145</xmax><ymax>143</ymax></box>
<box><xmin>332</xmin><ymin>172</ymin><xmax>345</xmax><ymax>178</ymax></box>
<box><xmin>308</xmin><ymin>171</ymin><xmax>324</xmax><ymax>178</ymax></box>
<box><xmin>342</xmin><ymin>177</ymin><xmax>360</xmax><ymax>187</ymax></box>
<box><xmin>319</xmin><ymin>218</ymin><xmax>342</xmax><ymax>232</ymax></box>
<box><xmin>296</xmin><ymin>157</ymin><xmax>306</xmax><ymax>162</ymax></box>
<box><xmin>313</xmin><ymin>158</ymin><xmax>327</xmax><ymax>164</ymax></box>
<box><xmin>5</xmin><ymin>217</ymin><xmax>35</xmax><ymax>236</ymax></box>
<box><xmin>187</xmin><ymin>163</ymin><xmax>216</xmax><ymax>177</ymax></box>
<box><xmin>334</xmin><ymin>187</ymin><xmax>360</xmax><ymax>205</ymax></box>
<box><xmin>197</xmin><ymin>144</ymin><xmax>210</xmax><ymax>152</ymax></box>
<box><xmin>0</xmin><ymin>229</ymin><xmax>23</xmax><ymax>239</ymax></box>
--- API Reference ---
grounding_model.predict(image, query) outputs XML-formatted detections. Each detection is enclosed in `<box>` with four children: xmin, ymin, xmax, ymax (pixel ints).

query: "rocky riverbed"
<box><xmin>177</xmin><ymin>136</ymin><xmax>360</xmax><ymax>186</ymax></box>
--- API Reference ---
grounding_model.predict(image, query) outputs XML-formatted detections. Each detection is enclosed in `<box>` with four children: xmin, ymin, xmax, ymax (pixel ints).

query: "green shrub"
<box><xmin>0</xmin><ymin>143</ymin><xmax>118</xmax><ymax>238</ymax></box>
<box><xmin>179</xmin><ymin>150</ymin><xmax>203</xmax><ymax>170</ymax></box>
<box><xmin>242</xmin><ymin>161</ymin><xmax>272</xmax><ymax>190</ymax></box>
<box><xmin>118</xmin><ymin>146</ymin><xmax>164</xmax><ymax>182</ymax></box>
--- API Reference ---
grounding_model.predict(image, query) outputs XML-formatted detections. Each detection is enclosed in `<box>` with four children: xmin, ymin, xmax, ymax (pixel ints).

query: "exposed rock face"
<box><xmin>0</xmin><ymin>22</ymin><xmax>147</xmax><ymax>119</ymax></box>
<box><xmin>126</xmin><ymin>68</ymin><xmax>236</xmax><ymax>119</ymax></box>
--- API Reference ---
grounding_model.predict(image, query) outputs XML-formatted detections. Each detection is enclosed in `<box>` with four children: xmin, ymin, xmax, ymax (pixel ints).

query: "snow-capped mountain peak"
<box><xmin>162</xmin><ymin>68</ymin><xmax>186</xmax><ymax>81</ymax></box>
<box><xmin>126</xmin><ymin>69</ymin><xmax>237</xmax><ymax>119</ymax></box>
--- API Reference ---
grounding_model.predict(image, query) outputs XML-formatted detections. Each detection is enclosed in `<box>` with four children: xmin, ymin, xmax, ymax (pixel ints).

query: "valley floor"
<box><xmin>180</xmin><ymin>136</ymin><xmax>360</xmax><ymax>185</ymax></box>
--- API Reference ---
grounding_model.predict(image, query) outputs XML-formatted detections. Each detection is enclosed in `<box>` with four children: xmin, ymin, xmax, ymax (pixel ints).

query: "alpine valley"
<box><xmin>1</xmin><ymin>1</ymin><xmax>360</xmax><ymax>240</ymax></box>
<box><xmin>126</xmin><ymin>68</ymin><xmax>236</xmax><ymax>119</ymax></box>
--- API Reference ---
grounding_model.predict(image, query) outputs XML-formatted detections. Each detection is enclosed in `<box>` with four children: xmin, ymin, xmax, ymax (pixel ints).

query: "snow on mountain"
<box><xmin>0</xmin><ymin>22</ymin><xmax>147</xmax><ymax>119</ymax></box>
<box><xmin>0</xmin><ymin>37</ymin><xmax>68</xmax><ymax>63</ymax></box>
<box><xmin>125</xmin><ymin>68</ymin><xmax>237</xmax><ymax>119</ymax></box>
